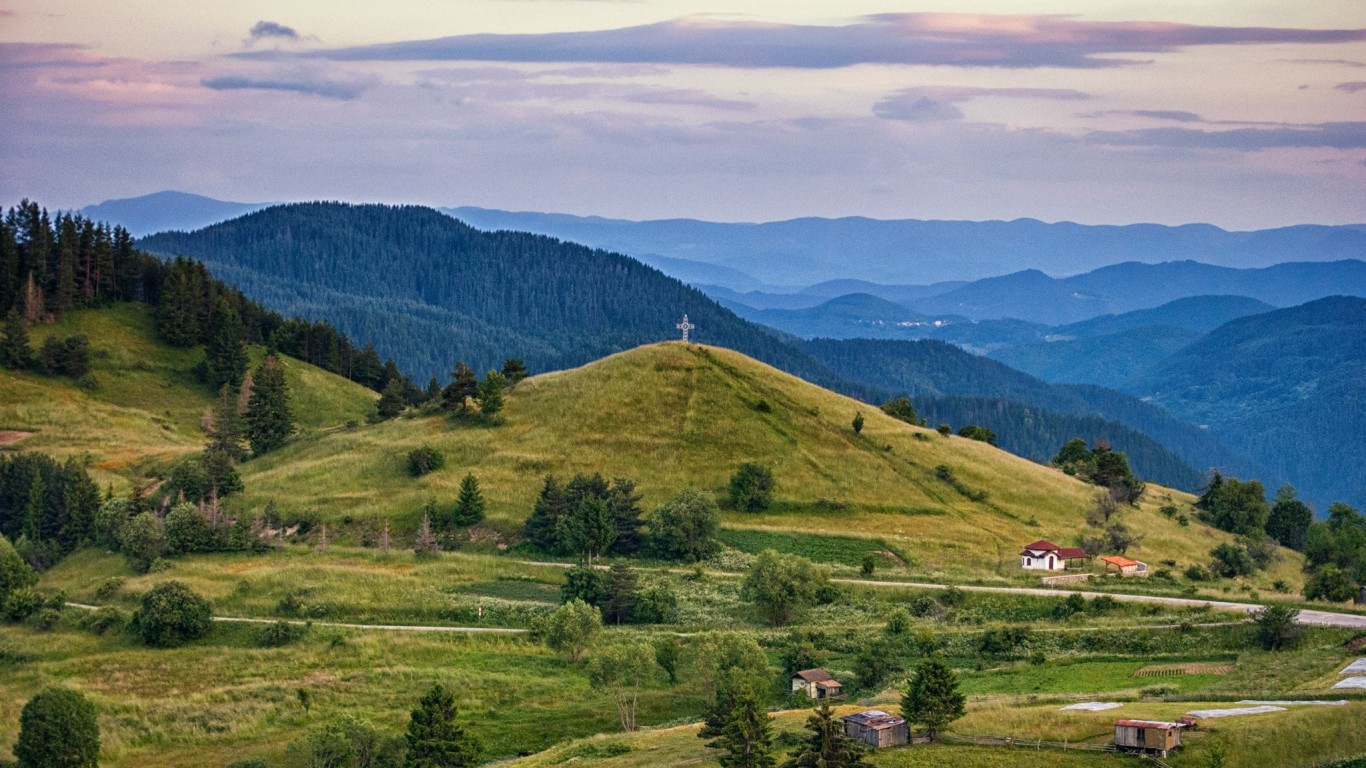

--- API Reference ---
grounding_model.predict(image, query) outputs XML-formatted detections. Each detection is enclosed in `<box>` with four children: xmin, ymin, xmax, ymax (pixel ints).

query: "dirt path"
<box><xmin>0</xmin><ymin>430</ymin><xmax>34</xmax><ymax>447</ymax></box>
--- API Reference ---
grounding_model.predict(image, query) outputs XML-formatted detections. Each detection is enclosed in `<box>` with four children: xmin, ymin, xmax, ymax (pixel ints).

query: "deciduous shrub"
<box><xmin>136</xmin><ymin>580</ymin><xmax>212</xmax><ymax>648</ymax></box>
<box><xmin>407</xmin><ymin>446</ymin><xmax>445</xmax><ymax>477</ymax></box>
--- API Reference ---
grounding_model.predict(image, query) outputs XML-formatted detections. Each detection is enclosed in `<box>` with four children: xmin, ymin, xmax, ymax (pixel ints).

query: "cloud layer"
<box><xmin>272</xmin><ymin>14</ymin><xmax>1366</xmax><ymax>70</ymax></box>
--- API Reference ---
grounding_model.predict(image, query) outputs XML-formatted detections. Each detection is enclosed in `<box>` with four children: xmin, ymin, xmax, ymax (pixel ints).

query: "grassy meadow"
<box><xmin>2</xmin><ymin>306</ymin><xmax>1360</xmax><ymax>767</ymax></box>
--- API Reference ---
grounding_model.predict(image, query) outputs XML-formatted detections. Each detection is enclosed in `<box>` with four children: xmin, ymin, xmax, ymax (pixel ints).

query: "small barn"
<box><xmin>790</xmin><ymin>668</ymin><xmax>843</xmax><ymax>700</ymax></box>
<box><xmin>1100</xmin><ymin>556</ymin><xmax>1148</xmax><ymax>577</ymax></box>
<box><xmin>1020</xmin><ymin>540</ymin><xmax>1089</xmax><ymax>571</ymax></box>
<box><xmin>841</xmin><ymin>710</ymin><xmax>909</xmax><ymax>748</ymax></box>
<box><xmin>1114</xmin><ymin>720</ymin><xmax>1183</xmax><ymax>757</ymax></box>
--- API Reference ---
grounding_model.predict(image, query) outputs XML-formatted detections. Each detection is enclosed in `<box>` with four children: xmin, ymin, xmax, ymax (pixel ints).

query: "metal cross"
<box><xmin>676</xmin><ymin>314</ymin><xmax>695</xmax><ymax>343</ymax></box>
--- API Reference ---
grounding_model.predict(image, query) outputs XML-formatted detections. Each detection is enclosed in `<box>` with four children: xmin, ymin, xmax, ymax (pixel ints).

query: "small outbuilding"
<box><xmin>1100</xmin><ymin>555</ymin><xmax>1148</xmax><ymax>577</ymax></box>
<box><xmin>1020</xmin><ymin>540</ymin><xmax>1089</xmax><ymax>571</ymax></box>
<box><xmin>790</xmin><ymin>668</ymin><xmax>843</xmax><ymax>701</ymax></box>
<box><xmin>1113</xmin><ymin>720</ymin><xmax>1183</xmax><ymax>757</ymax></box>
<box><xmin>841</xmin><ymin>710</ymin><xmax>909</xmax><ymax>748</ymax></box>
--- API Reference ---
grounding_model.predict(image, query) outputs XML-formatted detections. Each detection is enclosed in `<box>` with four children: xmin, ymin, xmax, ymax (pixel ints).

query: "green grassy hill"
<box><xmin>0</xmin><ymin>304</ymin><xmax>377</xmax><ymax>489</ymax></box>
<box><xmin>236</xmin><ymin>340</ymin><xmax>1300</xmax><ymax>588</ymax></box>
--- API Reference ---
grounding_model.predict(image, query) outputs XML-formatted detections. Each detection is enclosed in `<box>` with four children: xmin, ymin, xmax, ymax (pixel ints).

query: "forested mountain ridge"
<box><xmin>1131</xmin><ymin>296</ymin><xmax>1366</xmax><ymax>508</ymax></box>
<box><xmin>138</xmin><ymin>203</ymin><xmax>855</xmax><ymax>392</ymax></box>
<box><xmin>800</xmin><ymin>338</ymin><xmax>1235</xmax><ymax>491</ymax></box>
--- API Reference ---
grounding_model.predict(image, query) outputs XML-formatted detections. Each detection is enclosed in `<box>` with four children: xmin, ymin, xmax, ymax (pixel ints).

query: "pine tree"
<box><xmin>602</xmin><ymin>562</ymin><xmax>639</xmax><ymax>624</ymax></box>
<box><xmin>0</xmin><ymin>309</ymin><xmax>32</xmax><ymax>369</ymax></box>
<box><xmin>156</xmin><ymin>258</ymin><xmax>203</xmax><ymax>347</ymax></box>
<box><xmin>207</xmin><ymin>385</ymin><xmax>247</xmax><ymax>462</ymax></box>
<box><xmin>709</xmin><ymin>685</ymin><xmax>775</xmax><ymax>768</ymax></box>
<box><xmin>377</xmin><ymin>377</ymin><xmax>406</xmax><ymax>420</ymax></box>
<box><xmin>443</xmin><ymin>361</ymin><xmax>478</xmax><ymax>414</ymax></box>
<box><xmin>414</xmin><ymin>511</ymin><xmax>440</xmax><ymax>558</ymax></box>
<box><xmin>477</xmin><ymin>370</ymin><xmax>506</xmax><ymax>417</ymax></box>
<box><xmin>607</xmin><ymin>478</ymin><xmax>645</xmax><ymax>555</ymax></box>
<box><xmin>404</xmin><ymin>684</ymin><xmax>480</xmax><ymax>768</ymax></box>
<box><xmin>502</xmin><ymin>358</ymin><xmax>528</xmax><ymax>386</ymax></box>
<box><xmin>525</xmin><ymin>476</ymin><xmax>568</xmax><ymax>552</ymax></box>
<box><xmin>204</xmin><ymin>298</ymin><xmax>248</xmax><ymax>391</ymax></box>
<box><xmin>244</xmin><ymin>356</ymin><xmax>294</xmax><ymax>455</ymax></box>
<box><xmin>900</xmin><ymin>655</ymin><xmax>965</xmax><ymax>741</ymax></box>
<box><xmin>781</xmin><ymin>702</ymin><xmax>873</xmax><ymax>768</ymax></box>
<box><xmin>452</xmin><ymin>474</ymin><xmax>485</xmax><ymax>527</ymax></box>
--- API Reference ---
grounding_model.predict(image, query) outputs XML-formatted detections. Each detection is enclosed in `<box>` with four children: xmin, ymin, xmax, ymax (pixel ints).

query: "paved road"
<box><xmin>65</xmin><ymin>572</ymin><xmax>1366</xmax><ymax>634</ymax></box>
<box><xmin>829</xmin><ymin>578</ymin><xmax>1366</xmax><ymax>630</ymax></box>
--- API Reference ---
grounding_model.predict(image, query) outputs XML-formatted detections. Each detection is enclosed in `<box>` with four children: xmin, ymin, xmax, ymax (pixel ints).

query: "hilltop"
<box><xmin>236</xmin><ymin>341</ymin><xmax>1298</xmax><ymax>586</ymax></box>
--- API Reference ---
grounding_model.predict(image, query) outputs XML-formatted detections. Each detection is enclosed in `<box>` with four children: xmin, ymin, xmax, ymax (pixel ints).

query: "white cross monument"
<box><xmin>676</xmin><ymin>314</ymin><xmax>695</xmax><ymax>343</ymax></box>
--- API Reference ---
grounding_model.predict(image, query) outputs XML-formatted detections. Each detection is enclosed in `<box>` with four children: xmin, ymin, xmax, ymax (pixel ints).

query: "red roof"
<box><xmin>1022</xmin><ymin>540</ymin><xmax>1060</xmax><ymax>551</ymax></box>
<box><xmin>1056</xmin><ymin>547</ymin><xmax>1089</xmax><ymax>559</ymax></box>
<box><xmin>1101</xmin><ymin>556</ymin><xmax>1140</xmax><ymax>568</ymax></box>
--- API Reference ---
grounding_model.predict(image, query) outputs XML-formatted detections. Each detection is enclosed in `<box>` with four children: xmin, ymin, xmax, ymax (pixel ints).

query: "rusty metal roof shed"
<box><xmin>842</xmin><ymin>710</ymin><xmax>905</xmax><ymax>730</ymax></box>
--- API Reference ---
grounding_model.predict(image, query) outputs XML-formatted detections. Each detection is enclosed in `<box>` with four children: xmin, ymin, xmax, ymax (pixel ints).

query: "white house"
<box><xmin>1020</xmin><ymin>539</ymin><xmax>1089</xmax><ymax>571</ymax></box>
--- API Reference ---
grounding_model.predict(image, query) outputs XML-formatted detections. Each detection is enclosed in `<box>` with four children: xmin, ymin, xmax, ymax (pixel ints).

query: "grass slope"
<box><xmin>238</xmin><ymin>341</ymin><xmax>1301</xmax><ymax>588</ymax></box>
<box><xmin>0</xmin><ymin>304</ymin><xmax>377</xmax><ymax>489</ymax></box>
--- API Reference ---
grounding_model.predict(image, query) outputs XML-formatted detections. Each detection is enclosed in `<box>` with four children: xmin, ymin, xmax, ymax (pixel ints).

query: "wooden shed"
<box><xmin>1114</xmin><ymin>720</ymin><xmax>1183</xmax><ymax>757</ymax></box>
<box><xmin>841</xmin><ymin>710</ymin><xmax>909</xmax><ymax>748</ymax></box>
<box><xmin>1100</xmin><ymin>556</ymin><xmax>1148</xmax><ymax>577</ymax></box>
<box><xmin>790</xmin><ymin>669</ymin><xmax>843</xmax><ymax>700</ymax></box>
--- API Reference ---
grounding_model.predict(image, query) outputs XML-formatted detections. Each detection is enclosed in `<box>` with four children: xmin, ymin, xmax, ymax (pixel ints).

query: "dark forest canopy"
<box><xmin>0</xmin><ymin>200</ymin><xmax>413</xmax><ymax>396</ymax></box>
<box><xmin>137</xmin><ymin>202</ymin><xmax>854</xmax><ymax>391</ymax></box>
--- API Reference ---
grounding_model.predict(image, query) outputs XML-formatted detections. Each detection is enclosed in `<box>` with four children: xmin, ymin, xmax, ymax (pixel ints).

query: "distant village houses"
<box><xmin>790</xmin><ymin>668</ymin><xmax>843</xmax><ymax>700</ymax></box>
<box><xmin>1019</xmin><ymin>540</ymin><xmax>1089</xmax><ymax>571</ymax></box>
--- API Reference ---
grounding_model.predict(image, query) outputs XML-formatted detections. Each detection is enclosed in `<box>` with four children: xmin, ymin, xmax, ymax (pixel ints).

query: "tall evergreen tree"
<box><xmin>404</xmin><ymin>684</ymin><xmax>480</xmax><ymax>768</ymax></box>
<box><xmin>900</xmin><ymin>655</ymin><xmax>965</xmax><ymax>742</ymax></box>
<box><xmin>244</xmin><ymin>356</ymin><xmax>294</xmax><ymax>455</ymax></box>
<box><xmin>477</xmin><ymin>370</ymin><xmax>506</xmax><ymax>416</ymax></box>
<box><xmin>709</xmin><ymin>684</ymin><xmax>775</xmax><ymax>768</ymax></box>
<box><xmin>443</xmin><ymin>361</ymin><xmax>478</xmax><ymax>414</ymax></box>
<box><xmin>156</xmin><ymin>258</ymin><xmax>204</xmax><ymax>347</ymax></box>
<box><xmin>781</xmin><ymin>702</ymin><xmax>873</xmax><ymax>768</ymax></box>
<box><xmin>557</xmin><ymin>496</ymin><xmax>616</xmax><ymax>565</ymax></box>
<box><xmin>0</xmin><ymin>309</ymin><xmax>32</xmax><ymax>369</ymax></box>
<box><xmin>601</xmin><ymin>562</ymin><xmax>639</xmax><ymax>625</ymax></box>
<box><xmin>451</xmin><ymin>474</ymin><xmax>485</xmax><ymax>527</ymax></box>
<box><xmin>207</xmin><ymin>385</ymin><xmax>247</xmax><ymax>462</ymax></box>
<box><xmin>377</xmin><ymin>377</ymin><xmax>406</xmax><ymax>420</ymax></box>
<box><xmin>501</xmin><ymin>358</ymin><xmax>528</xmax><ymax>386</ymax></box>
<box><xmin>204</xmin><ymin>298</ymin><xmax>248</xmax><ymax>391</ymax></box>
<box><xmin>607</xmin><ymin>478</ymin><xmax>645</xmax><ymax>555</ymax></box>
<box><xmin>525</xmin><ymin>476</ymin><xmax>568</xmax><ymax>552</ymax></box>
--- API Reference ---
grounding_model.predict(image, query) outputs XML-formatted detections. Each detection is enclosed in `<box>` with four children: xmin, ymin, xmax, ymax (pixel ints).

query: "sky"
<box><xmin>2</xmin><ymin>1</ymin><xmax>1365</xmax><ymax>228</ymax></box>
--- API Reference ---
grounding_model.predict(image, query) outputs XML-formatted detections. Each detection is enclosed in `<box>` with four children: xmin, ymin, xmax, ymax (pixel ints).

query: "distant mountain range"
<box><xmin>81</xmin><ymin>191</ymin><xmax>1365</xmax><ymax>291</ymax></box>
<box><xmin>93</xmin><ymin>192</ymin><xmax>1366</xmax><ymax>507</ymax></box>
<box><xmin>80</xmin><ymin>191</ymin><xmax>269</xmax><ymax>237</ymax></box>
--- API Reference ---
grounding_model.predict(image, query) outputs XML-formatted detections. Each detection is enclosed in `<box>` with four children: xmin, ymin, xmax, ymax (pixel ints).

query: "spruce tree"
<box><xmin>452</xmin><ymin>474</ymin><xmax>485</xmax><ymax>526</ymax></box>
<box><xmin>525</xmin><ymin>476</ymin><xmax>568</xmax><ymax>552</ymax></box>
<box><xmin>404</xmin><ymin>684</ymin><xmax>480</xmax><ymax>768</ymax></box>
<box><xmin>477</xmin><ymin>370</ymin><xmax>506</xmax><ymax>417</ymax></box>
<box><xmin>501</xmin><ymin>358</ymin><xmax>528</xmax><ymax>386</ymax></box>
<box><xmin>781</xmin><ymin>702</ymin><xmax>873</xmax><ymax>768</ymax></box>
<box><xmin>207</xmin><ymin>385</ymin><xmax>247</xmax><ymax>462</ymax></box>
<box><xmin>156</xmin><ymin>258</ymin><xmax>203</xmax><ymax>347</ymax></box>
<box><xmin>423</xmin><ymin>376</ymin><xmax>442</xmax><ymax>403</ymax></box>
<box><xmin>204</xmin><ymin>298</ymin><xmax>248</xmax><ymax>391</ymax></box>
<box><xmin>244</xmin><ymin>356</ymin><xmax>293</xmax><ymax>455</ymax></box>
<box><xmin>443</xmin><ymin>361</ymin><xmax>478</xmax><ymax>414</ymax></box>
<box><xmin>0</xmin><ymin>308</ymin><xmax>32</xmax><ymax>369</ymax></box>
<box><xmin>601</xmin><ymin>562</ymin><xmax>639</xmax><ymax>624</ymax></box>
<box><xmin>709</xmin><ymin>684</ymin><xmax>775</xmax><ymax>768</ymax></box>
<box><xmin>607</xmin><ymin>478</ymin><xmax>645</xmax><ymax>555</ymax></box>
<box><xmin>377</xmin><ymin>377</ymin><xmax>406</xmax><ymax>420</ymax></box>
<box><xmin>901</xmin><ymin>655</ymin><xmax>965</xmax><ymax>741</ymax></box>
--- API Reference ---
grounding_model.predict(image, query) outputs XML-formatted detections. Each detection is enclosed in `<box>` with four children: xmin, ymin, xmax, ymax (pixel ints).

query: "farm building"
<box><xmin>841</xmin><ymin>710</ymin><xmax>909</xmax><ymax>748</ymax></box>
<box><xmin>790</xmin><ymin>668</ymin><xmax>843</xmax><ymax>700</ymax></box>
<box><xmin>1019</xmin><ymin>540</ymin><xmax>1089</xmax><ymax>571</ymax></box>
<box><xmin>1114</xmin><ymin>720</ymin><xmax>1183</xmax><ymax>757</ymax></box>
<box><xmin>1100</xmin><ymin>556</ymin><xmax>1148</xmax><ymax>577</ymax></box>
